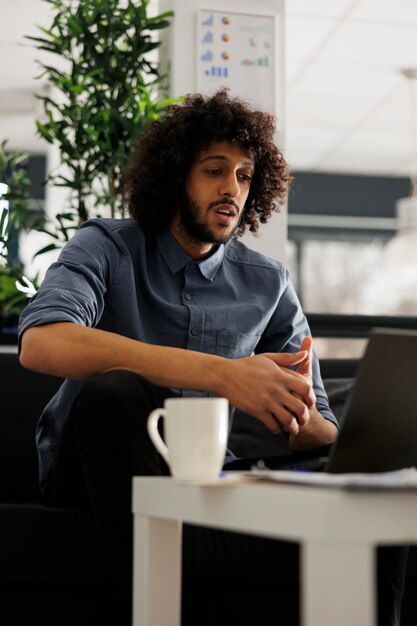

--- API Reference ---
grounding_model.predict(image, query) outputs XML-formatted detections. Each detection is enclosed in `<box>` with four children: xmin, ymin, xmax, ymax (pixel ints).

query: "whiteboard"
<box><xmin>196</xmin><ymin>9</ymin><xmax>276</xmax><ymax>114</ymax></box>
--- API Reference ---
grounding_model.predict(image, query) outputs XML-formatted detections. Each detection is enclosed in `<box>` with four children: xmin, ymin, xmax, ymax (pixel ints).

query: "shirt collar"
<box><xmin>156</xmin><ymin>227</ymin><xmax>225</xmax><ymax>281</ymax></box>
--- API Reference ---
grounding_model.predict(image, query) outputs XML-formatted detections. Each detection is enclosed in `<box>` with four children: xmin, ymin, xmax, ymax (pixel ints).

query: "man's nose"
<box><xmin>219</xmin><ymin>173</ymin><xmax>240</xmax><ymax>198</ymax></box>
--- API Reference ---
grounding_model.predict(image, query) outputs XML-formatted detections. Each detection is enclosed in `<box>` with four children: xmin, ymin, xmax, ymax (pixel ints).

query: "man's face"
<box><xmin>173</xmin><ymin>141</ymin><xmax>255</xmax><ymax>253</ymax></box>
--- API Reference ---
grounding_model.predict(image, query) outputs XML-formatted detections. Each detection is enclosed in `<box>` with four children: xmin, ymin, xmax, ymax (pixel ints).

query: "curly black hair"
<box><xmin>124</xmin><ymin>88</ymin><xmax>291</xmax><ymax>236</ymax></box>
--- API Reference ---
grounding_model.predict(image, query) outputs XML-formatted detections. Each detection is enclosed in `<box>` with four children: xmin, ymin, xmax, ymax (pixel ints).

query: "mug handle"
<box><xmin>147</xmin><ymin>408</ymin><xmax>170</xmax><ymax>467</ymax></box>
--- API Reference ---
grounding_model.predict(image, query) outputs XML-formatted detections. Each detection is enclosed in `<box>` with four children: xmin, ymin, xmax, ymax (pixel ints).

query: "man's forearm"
<box><xmin>20</xmin><ymin>322</ymin><xmax>226</xmax><ymax>393</ymax></box>
<box><xmin>288</xmin><ymin>407</ymin><xmax>338</xmax><ymax>452</ymax></box>
<box><xmin>20</xmin><ymin>323</ymin><xmax>320</xmax><ymax>437</ymax></box>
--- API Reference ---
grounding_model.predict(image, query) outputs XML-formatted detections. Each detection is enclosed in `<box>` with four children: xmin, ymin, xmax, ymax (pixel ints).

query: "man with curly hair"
<box><xmin>18</xmin><ymin>89</ymin><xmax>405</xmax><ymax>626</ymax></box>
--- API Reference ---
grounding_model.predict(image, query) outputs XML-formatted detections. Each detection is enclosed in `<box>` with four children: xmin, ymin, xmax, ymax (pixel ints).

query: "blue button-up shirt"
<box><xmin>18</xmin><ymin>218</ymin><xmax>337</xmax><ymax>493</ymax></box>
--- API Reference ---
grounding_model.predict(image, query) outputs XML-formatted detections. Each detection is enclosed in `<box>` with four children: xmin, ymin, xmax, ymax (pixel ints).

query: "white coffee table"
<box><xmin>132</xmin><ymin>475</ymin><xmax>417</xmax><ymax>626</ymax></box>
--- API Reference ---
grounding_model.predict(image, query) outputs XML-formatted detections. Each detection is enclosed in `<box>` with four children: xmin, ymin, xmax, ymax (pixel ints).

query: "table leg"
<box><xmin>302</xmin><ymin>540</ymin><xmax>375</xmax><ymax>626</ymax></box>
<box><xmin>133</xmin><ymin>514</ymin><xmax>182</xmax><ymax>626</ymax></box>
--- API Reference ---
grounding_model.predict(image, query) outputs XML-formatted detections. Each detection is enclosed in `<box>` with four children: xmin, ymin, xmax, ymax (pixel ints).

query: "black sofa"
<box><xmin>0</xmin><ymin>348</ymin><xmax>126</xmax><ymax>626</ymax></box>
<box><xmin>1</xmin><ymin>346</ymin><xmax>416</xmax><ymax>625</ymax></box>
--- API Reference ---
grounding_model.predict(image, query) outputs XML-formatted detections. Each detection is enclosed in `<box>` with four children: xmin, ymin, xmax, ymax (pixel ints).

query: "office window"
<box><xmin>287</xmin><ymin>172</ymin><xmax>417</xmax><ymax>358</ymax></box>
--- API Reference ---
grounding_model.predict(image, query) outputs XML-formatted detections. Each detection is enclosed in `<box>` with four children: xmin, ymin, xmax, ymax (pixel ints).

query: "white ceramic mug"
<box><xmin>147</xmin><ymin>397</ymin><xmax>229</xmax><ymax>481</ymax></box>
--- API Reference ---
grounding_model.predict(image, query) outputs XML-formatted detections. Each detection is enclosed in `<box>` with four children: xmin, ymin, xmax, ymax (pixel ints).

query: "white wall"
<box><xmin>158</xmin><ymin>0</ymin><xmax>287</xmax><ymax>264</ymax></box>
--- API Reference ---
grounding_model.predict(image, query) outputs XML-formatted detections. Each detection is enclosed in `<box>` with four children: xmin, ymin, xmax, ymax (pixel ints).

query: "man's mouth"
<box><xmin>213</xmin><ymin>204</ymin><xmax>238</xmax><ymax>227</ymax></box>
<box><xmin>211</xmin><ymin>199</ymin><xmax>239</xmax><ymax>218</ymax></box>
<box><xmin>215</xmin><ymin>204</ymin><xmax>237</xmax><ymax>218</ymax></box>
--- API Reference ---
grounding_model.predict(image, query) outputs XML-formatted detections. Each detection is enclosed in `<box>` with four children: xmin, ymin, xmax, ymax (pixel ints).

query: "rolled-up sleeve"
<box><xmin>18</xmin><ymin>222</ymin><xmax>117</xmax><ymax>351</ymax></box>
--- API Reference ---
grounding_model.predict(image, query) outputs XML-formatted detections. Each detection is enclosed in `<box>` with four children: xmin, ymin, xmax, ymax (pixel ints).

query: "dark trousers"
<box><xmin>48</xmin><ymin>370</ymin><xmax>408</xmax><ymax>626</ymax></box>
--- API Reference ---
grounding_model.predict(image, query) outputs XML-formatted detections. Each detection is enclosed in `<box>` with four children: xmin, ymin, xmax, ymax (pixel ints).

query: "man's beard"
<box><xmin>179</xmin><ymin>194</ymin><xmax>239</xmax><ymax>245</ymax></box>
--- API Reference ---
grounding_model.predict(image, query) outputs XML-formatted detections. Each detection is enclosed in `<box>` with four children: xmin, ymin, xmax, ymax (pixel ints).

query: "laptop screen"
<box><xmin>326</xmin><ymin>328</ymin><xmax>417</xmax><ymax>474</ymax></box>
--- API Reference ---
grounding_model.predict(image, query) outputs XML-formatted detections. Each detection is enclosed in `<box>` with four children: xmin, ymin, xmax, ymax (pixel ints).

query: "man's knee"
<box><xmin>72</xmin><ymin>370</ymin><xmax>156</xmax><ymax>436</ymax></box>
<box><xmin>82</xmin><ymin>369</ymin><xmax>151</xmax><ymax>398</ymax></box>
<box><xmin>77</xmin><ymin>370</ymin><xmax>153</xmax><ymax>410</ymax></box>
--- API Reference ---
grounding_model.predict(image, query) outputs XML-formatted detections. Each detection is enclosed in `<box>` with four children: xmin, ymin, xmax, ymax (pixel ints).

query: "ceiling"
<box><xmin>285</xmin><ymin>0</ymin><xmax>417</xmax><ymax>177</ymax></box>
<box><xmin>1</xmin><ymin>0</ymin><xmax>417</xmax><ymax>178</ymax></box>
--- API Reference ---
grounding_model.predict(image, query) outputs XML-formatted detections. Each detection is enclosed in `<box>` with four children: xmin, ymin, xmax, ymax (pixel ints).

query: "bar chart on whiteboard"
<box><xmin>196</xmin><ymin>10</ymin><xmax>276</xmax><ymax>114</ymax></box>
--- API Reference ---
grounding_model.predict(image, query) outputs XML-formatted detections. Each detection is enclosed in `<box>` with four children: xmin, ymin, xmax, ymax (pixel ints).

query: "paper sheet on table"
<box><xmin>247</xmin><ymin>467</ymin><xmax>417</xmax><ymax>490</ymax></box>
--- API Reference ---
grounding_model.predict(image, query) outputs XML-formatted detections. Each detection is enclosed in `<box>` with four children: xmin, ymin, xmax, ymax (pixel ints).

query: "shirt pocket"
<box><xmin>216</xmin><ymin>330</ymin><xmax>261</xmax><ymax>359</ymax></box>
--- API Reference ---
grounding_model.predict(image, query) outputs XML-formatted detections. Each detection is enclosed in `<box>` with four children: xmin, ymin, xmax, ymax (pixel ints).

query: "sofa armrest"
<box><xmin>0</xmin><ymin>352</ymin><xmax>62</xmax><ymax>502</ymax></box>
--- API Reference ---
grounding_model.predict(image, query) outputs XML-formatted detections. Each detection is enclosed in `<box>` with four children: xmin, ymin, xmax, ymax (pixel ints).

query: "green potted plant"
<box><xmin>0</xmin><ymin>141</ymin><xmax>41</xmax><ymax>340</ymax></box>
<box><xmin>0</xmin><ymin>0</ymin><xmax>176</xmax><ymax>343</ymax></box>
<box><xmin>25</xmin><ymin>0</ymin><xmax>177</xmax><ymax>257</ymax></box>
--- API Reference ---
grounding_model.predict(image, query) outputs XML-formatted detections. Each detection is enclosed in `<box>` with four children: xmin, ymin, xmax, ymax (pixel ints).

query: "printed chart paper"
<box><xmin>196</xmin><ymin>10</ymin><xmax>275</xmax><ymax>114</ymax></box>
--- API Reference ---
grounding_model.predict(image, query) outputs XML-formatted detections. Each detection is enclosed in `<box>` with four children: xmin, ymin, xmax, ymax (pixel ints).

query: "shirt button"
<box><xmin>184</xmin><ymin>293</ymin><xmax>192</xmax><ymax>301</ymax></box>
<box><xmin>191</xmin><ymin>328</ymin><xmax>199</xmax><ymax>336</ymax></box>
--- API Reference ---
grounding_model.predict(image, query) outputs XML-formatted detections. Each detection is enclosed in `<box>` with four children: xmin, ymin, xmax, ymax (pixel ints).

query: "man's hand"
<box><xmin>288</xmin><ymin>335</ymin><xmax>339</xmax><ymax>451</ymax></box>
<box><xmin>220</xmin><ymin>349</ymin><xmax>315</xmax><ymax>436</ymax></box>
<box><xmin>296</xmin><ymin>335</ymin><xmax>314</xmax><ymax>382</ymax></box>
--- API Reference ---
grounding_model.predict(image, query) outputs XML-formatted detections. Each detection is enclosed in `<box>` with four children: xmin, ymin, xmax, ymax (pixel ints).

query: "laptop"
<box><xmin>242</xmin><ymin>328</ymin><xmax>417</xmax><ymax>475</ymax></box>
<box><xmin>325</xmin><ymin>327</ymin><xmax>417</xmax><ymax>474</ymax></box>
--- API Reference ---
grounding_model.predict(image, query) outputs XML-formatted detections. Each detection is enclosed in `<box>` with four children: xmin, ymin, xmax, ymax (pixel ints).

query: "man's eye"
<box><xmin>239</xmin><ymin>173</ymin><xmax>252</xmax><ymax>183</ymax></box>
<box><xmin>207</xmin><ymin>169</ymin><xmax>221</xmax><ymax>175</ymax></box>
